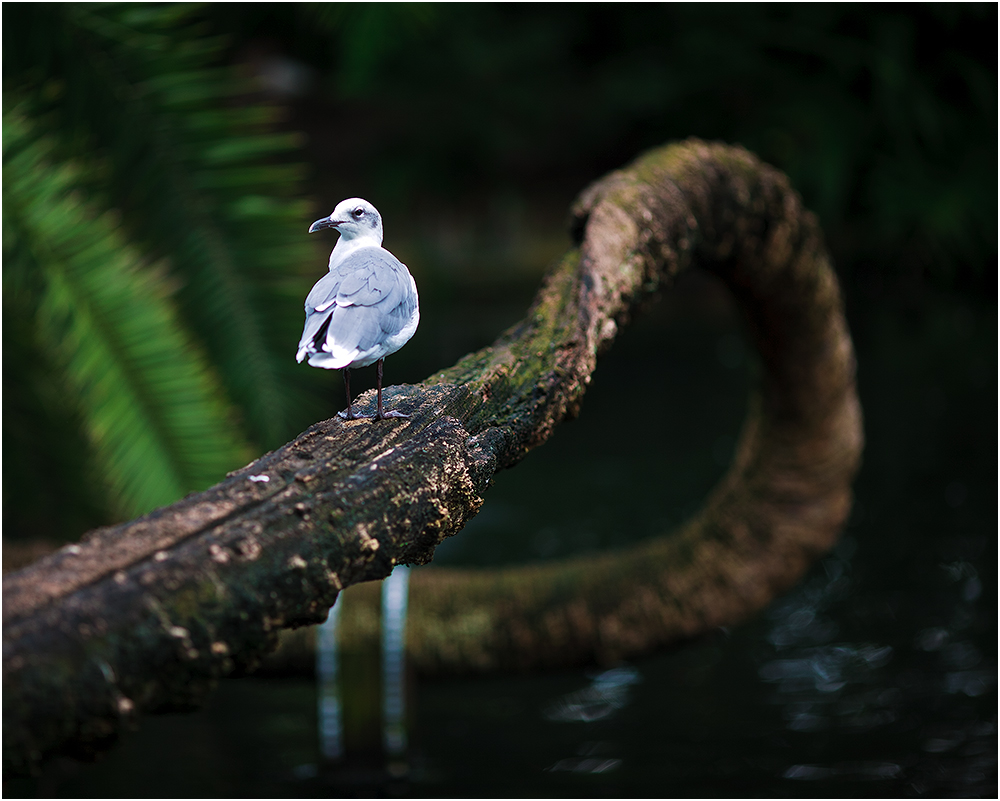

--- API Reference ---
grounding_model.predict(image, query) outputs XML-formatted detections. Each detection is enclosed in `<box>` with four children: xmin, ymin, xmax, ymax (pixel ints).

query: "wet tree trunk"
<box><xmin>3</xmin><ymin>140</ymin><xmax>862</xmax><ymax>774</ymax></box>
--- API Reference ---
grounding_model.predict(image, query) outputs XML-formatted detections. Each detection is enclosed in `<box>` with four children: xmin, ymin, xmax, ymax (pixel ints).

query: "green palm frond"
<box><xmin>4</xmin><ymin>2</ymin><xmax>321</xmax><ymax>449</ymax></box>
<box><xmin>3</xmin><ymin>105</ymin><xmax>253</xmax><ymax>520</ymax></box>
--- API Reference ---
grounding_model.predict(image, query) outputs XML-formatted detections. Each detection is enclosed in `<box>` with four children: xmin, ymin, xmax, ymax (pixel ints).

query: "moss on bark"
<box><xmin>3</xmin><ymin>139</ymin><xmax>862</xmax><ymax>774</ymax></box>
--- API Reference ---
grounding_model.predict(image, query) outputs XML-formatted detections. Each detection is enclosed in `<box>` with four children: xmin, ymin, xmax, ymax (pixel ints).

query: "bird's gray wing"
<box><xmin>325</xmin><ymin>247</ymin><xmax>411</xmax><ymax>341</ymax></box>
<box><xmin>298</xmin><ymin>247</ymin><xmax>415</xmax><ymax>364</ymax></box>
<box><xmin>297</xmin><ymin>270</ymin><xmax>343</xmax><ymax>358</ymax></box>
<box><xmin>330</xmin><ymin>247</ymin><xmax>405</xmax><ymax>309</ymax></box>
<box><xmin>326</xmin><ymin>304</ymin><xmax>385</xmax><ymax>355</ymax></box>
<box><xmin>303</xmin><ymin>269</ymin><xmax>344</xmax><ymax>314</ymax></box>
<box><xmin>378</xmin><ymin>276</ymin><xmax>418</xmax><ymax>336</ymax></box>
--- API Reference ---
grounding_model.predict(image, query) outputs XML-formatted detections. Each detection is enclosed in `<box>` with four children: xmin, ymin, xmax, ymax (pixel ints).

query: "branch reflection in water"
<box><xmin>382</xmin><ymin>566</ymin><xmax>411</xmax><ymax>774</ymax></box>
<box><xmin>316</xmin><ymin>597</ymin><xmax>343</xmax><ymax>761</ymax></box>
<box><xmin>315</xmin><ymin>566</ymin><xmax>411</xmax><ymax>774</ymax></box>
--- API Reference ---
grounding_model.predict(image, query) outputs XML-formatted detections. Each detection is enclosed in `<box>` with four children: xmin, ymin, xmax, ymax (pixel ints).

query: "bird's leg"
<box><xmin>338</xmin><ymin>367</ymin><xmax>356</xmax><ymax>420</ymax></box>
<box><xmin>373</xmin><ymin>358</ymin><xmax>408</xmax><ymax>420</ymax></box>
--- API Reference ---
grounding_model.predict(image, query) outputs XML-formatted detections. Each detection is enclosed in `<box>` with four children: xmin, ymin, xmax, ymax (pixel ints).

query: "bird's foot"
<box><xmin>337</xmin><ymin>407</ymin><xmax>408</xmax><ymax>421</ymax></box>
<box><xmin>374</xmin><ymin>410</ymin><xmax>409</xmax><ymax>421</ymax></box>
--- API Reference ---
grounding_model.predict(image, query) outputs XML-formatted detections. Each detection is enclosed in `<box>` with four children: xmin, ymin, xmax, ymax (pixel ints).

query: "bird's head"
<box><xmin>309</xmin><ymin>198</ymin><xmax>383</xmax><ymax>244</ymax></box>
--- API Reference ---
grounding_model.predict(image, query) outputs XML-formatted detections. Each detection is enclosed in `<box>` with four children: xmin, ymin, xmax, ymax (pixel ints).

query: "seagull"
<box><xmin>296</xmin><ymin>198</ymin><xmax>419</xmax><ymax>420</ymax></box>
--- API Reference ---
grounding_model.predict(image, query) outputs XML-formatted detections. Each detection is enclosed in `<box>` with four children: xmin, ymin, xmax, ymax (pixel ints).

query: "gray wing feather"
<box><xmin>303</xmin><ymin>270</ymin><xmax>343</xmax><ymax>313</ymax></box>
<box><xmin>379</xmin><ymin>288</ymin><xmax>417</xmax><ymax>335</ymax></box>
<box><xmin>329</xmin><ymin>248</ymin><xmax>405</xmax><ymax>307</ymax></box>
<box><xmin>297</xmin><ymin>308</ymin><xmax>331</xmax><ymax>356</ymax></box>
<box><xmin>298</xmin><ymin>245</ymin><xmax>417</xmax><ymax>363</ymax></box>
<box><xmin>336</xmin><ymin>270</ymin><xmax>371</xmax><ymax>300</ymax></box>
<box><xmin>325</xmin><ymin>304</ymin><xmax>383</xmax><ymax>354</ymax></box>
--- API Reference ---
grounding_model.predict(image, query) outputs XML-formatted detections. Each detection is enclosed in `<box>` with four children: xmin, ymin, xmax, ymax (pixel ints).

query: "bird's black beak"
<box><xmin>308</xmin><ymin>216</ymin><xmax>338</xmax><ymax>233</ymax></box>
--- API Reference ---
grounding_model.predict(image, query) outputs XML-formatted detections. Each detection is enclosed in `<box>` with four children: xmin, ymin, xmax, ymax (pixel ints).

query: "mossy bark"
<box><xmin>3</xmin><ymin>140</ymin><xmax>862</xmax><ymax>773</ymax></box>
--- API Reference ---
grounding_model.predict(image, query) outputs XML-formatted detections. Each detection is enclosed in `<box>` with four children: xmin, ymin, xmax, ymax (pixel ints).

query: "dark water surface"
<box><xmin>9</xmin><ymin>276</ymin><xmax>996</xmax><ymax>798</ymax></box>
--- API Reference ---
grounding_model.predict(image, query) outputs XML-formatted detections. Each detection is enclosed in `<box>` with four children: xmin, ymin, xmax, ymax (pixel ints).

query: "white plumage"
<box><xmin>296</xmin><ymin>198</ymin><xmax>419</xmax><ymax>420</ymax></box>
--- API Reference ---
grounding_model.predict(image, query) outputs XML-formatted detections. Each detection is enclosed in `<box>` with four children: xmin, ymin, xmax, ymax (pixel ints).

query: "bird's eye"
<box><xmin>353</xmin><ymin>208</ymin><xmax>364</xmax><ymax>218</ymax></box>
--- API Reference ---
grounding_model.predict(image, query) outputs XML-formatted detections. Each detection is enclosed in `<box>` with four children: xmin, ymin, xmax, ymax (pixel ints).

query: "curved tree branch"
<box><xmin>3</xmin><ymin>140</ymin><xmax>862</xmax><ymax>773</ymax></box>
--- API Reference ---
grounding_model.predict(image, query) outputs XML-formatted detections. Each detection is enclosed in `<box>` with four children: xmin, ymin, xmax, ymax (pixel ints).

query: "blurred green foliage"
<box><xmin>3</xmin><ymin>3</ymin><xmax>995</xmax><ymax>543</ymax></box>
<box><xmin>4</xmin><ymin>105</ymin><xmax>253</xmax><ymax>519</ymax></box>
<box><xmin>3</xmin><ymin>3</ymin><xmax>324</xmax><ymax>537</ymax></box>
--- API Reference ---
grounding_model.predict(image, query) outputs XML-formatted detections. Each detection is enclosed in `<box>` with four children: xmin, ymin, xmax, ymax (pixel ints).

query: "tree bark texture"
<box><xmin>3</xmin><ymin>140</ymin><xmax>863</xmax><ymax>774</ymax></box>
